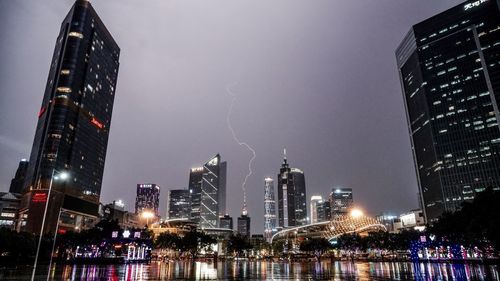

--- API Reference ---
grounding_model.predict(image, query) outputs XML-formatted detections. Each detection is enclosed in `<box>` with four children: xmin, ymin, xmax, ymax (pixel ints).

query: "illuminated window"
<box><xmin>68</xmin><ymin>31</ymin><xmax>83</xmax><ymax>39</ymax></box>
<box><xmin>57</xmin><ymin>87</ymin><xmax>71</xmax><ymax>93</ymax></box>
<box><xmin>1</xmin><ymin>213</ymin><xmax>15</xmax><ymax>218</ymax></box>
<box><xmin>60</xmin><ymin>69</ymin><xmax>70</xmax><ymax>75</ymax></box>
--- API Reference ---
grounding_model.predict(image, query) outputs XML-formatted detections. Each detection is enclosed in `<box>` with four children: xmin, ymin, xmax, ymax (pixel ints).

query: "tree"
<box><xmin>227</xmin><ymin>234</ymin><xmax>252</xmax><ymax>257</ymax></box>
<box><xmin>177</xmin><ymin>230</ymin><xmax>216</xmax><ymax>259</ymax></box>
<box><xmin>299</xmin><ymin>238</ymin><xmax>333</xmax><ymax>260</ymax></box>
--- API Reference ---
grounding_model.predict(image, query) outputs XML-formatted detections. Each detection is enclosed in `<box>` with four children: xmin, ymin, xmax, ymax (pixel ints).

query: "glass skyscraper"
<box><xmin>167</xmin><ymin>189</ymin><xmax>191</xmax><ymax>219</ymax></box>
<box><xmin>188</xmin><ymin>154</ymin><xmax>227</xmax><ymax>228</ymax></box>
<box><xmin>397</xmin><ymin>0</ymin><xmax>500</xmax><ymax>222</ymax></box>
<box><xmin>19</xmin><ymin>0</ymin><xmax>120</xmax><ymax>234</ymax></box>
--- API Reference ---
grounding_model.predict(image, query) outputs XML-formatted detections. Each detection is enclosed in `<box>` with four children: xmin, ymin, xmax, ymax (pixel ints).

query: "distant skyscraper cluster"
<box><xmin>310</xmin><ymin>187</ymin><xmax>353</xmax><ymax>224</ymax></box>
<box><xmin>165</xmin><ymin>154</ymin><xmax>227</xmax><ymax>229</ymax></box>
<box><xmin>397</xmin><ymin>0</ymin><xmax>500</xmax><ymax>222</ymax></box>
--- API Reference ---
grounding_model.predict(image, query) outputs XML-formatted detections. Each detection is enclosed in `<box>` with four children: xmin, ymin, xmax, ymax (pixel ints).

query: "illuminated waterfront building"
<box><xmin>19</xmin><ymin>0</ymin><xmax>120</xmax><ymax>233</ymax></box>
<box><xmin>397</xmin><ymin>0</ymin><xmax>500</xmax><ymax>222</ymax></box>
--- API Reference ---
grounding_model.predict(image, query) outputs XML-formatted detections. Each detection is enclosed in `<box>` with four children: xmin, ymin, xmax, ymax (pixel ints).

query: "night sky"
<box><xmin>0</xmin><ymin>0</ymin><xmax>461</xmax><ymax>233</ymax></box>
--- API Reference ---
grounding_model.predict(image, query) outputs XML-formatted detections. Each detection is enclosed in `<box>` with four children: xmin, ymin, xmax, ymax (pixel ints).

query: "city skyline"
<box><xmin>0</xmin><ymin>0</ymin><xmax>463</xmax><ymax>234</ymax></box>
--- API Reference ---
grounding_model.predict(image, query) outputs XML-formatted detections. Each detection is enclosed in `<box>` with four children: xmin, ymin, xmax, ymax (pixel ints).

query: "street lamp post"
<box><xmin>31</xmin><ymin>171</ymin><xmax>68</xmax><ymax>281</ymax></box>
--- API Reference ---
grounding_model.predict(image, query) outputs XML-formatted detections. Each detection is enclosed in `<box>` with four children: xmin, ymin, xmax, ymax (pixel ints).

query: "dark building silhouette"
<box><xmin>329</xmin><ymin>188</ymin><xmax>353</xmax><ymax>218</ymax></box>
<box><xmin>167</xmin><ymin>189</ymin><xmax>191</xmax><ymax>219</ymax></box>
<box><xmin>277</xmin><ymin>151</ymin><xmax>307</xmax><ymax>228</ymax></box>
<box><xmin>188</xmin><ymin>154</ymin><xmax>227</xmax><ymax>228</ymax></box>
<box><xmin>19</xmin><ymin>0</ymin><xmax>120</xmax><ymax>234</ymax></box>
<box><xmin>397</xmin><ymin>0</ymin><xmax>500</xmax><ymax>222</ymax></box>
<box><xmin>219</xmin><ymin>214</ymin><xmax>233</xmax><ymax>230</ymax></box>
<box><xmin>9</xmin><ymin>159</ymin><xmax>28</xmax><ymax>194</ymax></box>
<box><xmin>237</xmin><ymin>212</ymin><xmax>251</xmax><ymax>237</ymax></box>
<box><xmin>135</xmin><ymin>184</ymin><xmax>160</xmax><ymax>217</ymax></box>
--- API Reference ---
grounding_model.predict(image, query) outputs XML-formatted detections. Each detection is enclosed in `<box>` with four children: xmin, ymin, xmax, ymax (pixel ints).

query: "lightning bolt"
<box><xmin>226</xmin><ymin>82</ymin><xmax>256</xmax><ymax>213</ymax></box>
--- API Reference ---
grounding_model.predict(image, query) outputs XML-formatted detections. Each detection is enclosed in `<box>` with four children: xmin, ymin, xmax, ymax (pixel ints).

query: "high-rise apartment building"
<box><xmin>167</xmin><ymin>189</ymin><xmax>191</xmax><ymax>219</ymax></box>
<box><xmin>277</xmin><ymin>151</ymin><xmax>307</xmax><ymax>228</ymax></box>
<box><xmin>329</xmin><ymin>188</ymin><xmax>353</xmax><ymax>218</ymax></box>
<box><xmin>19</xmin><ymin>0</ymin><xmax>120</xmax><ymax>234</ymax></box>
<box><xmin>135</xmin><ymin>184</ymin><xmax>160</xmax><ymax>217</ymax></box>
<box><xmin>397</xmin><ymin>0</ymin><xmax>500</xmax><ymax>222</ymax></box>
<box><xmin>264</xmin><ymin>177</ymin><xmax>277</xmax><ymax>242</ymax></box>
<box><xmin>188</xmin><ymin>154</ymin><xmax>227</xmax><ymax>228</ymax></box>
<box><xmin>9</xmin><ymin>159</ymin><xmax>29</xmax><ymax>194</ymax></box>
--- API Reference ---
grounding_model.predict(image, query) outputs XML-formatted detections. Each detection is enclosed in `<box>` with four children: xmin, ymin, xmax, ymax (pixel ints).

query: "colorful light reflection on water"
<box><xmin>1</xmin><ymin>260</ymin><xmax>498</xmax><ymax>280</ymax></box>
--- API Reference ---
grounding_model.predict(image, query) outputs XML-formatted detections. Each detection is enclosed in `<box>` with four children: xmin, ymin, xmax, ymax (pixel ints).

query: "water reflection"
<box><xmin>1</xmin><ymin>260</ymin><xmax>498</xmax><ymax>280</ymax></box>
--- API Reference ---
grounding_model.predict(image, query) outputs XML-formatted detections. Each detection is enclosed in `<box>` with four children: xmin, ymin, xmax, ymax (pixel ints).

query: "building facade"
<box><xmin>19</xmin><ymin>0</ymin><xmax>120</xmax><ymax>234</ymax></box>
<box><xmin>329</xmin><ymin>188</ymin><xmax>353</xmax><ymax>218</ymax></box>
<box><xmin>220</xmin><ymin>214</ymin><xmax>233</xmax><ymax>230</ymax></box>
<box><xmin>264</xmin><ymin>177</ymin><xmax>277</xmax><ymax>242</ymax></box>
<box><xmin>277</xmin><ymin>153</ymin><xmax>307</xmax><ymax>228</ymax></box>
<box><xmin>310</xmin><ymin>195</ymin><xmax>323</xmax><ymax>224</ymax></box>
<box><xmin>9</xmin><ymin>159</ymin><xmax>28</xmax><ymax>194</ymax></box>
<box><xmin>167</xmin><ymin>189</ymin><xmax>191</xmax><ymax>219</ymax></box>
<box><xmin>237</xmin><ymin>213</ymin><xmax>251</xmax><ymax>237</ymax></box>
<box><xmin>189</xmin><ymin>154</ymin><xmax>227</xmax><ymax>228</ymax></box>
<box><xmin>397</xmin><ymin>0</ymin><xmax>500</xmax><ymax>222</ymax></box>
<box><xmin>0</xmin><ymin>193</ymin><xmax>22</xmax><ymax>230</ymax></box>
<box><xmin>135</xmin><ymin>184</ymin><xmax>160</xmax><ymax>217</ymax></box>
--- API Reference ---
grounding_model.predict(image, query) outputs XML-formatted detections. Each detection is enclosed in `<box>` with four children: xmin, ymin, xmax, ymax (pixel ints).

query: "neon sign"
<box><xmin>32</xmin><ymin>192</ymin><xmax>47</xmax><ymax>203</ymax></box>
<box><xmin>90</xmin><ymin>117</ymin><xmax>104</xmax><ymax>129</ymax></box>
<box><xmin>464</xmin><ymin>0</ymin><xmax>488</xmax><ymax>10</ymax></box>
<box><xmin>38</xmin><ymin>106</ymin><xmax>47</xmax><ymax>118</ymax></box>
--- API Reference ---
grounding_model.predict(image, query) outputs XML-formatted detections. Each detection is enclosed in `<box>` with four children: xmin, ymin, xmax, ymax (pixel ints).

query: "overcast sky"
<box><xmin>0</xmin><ymin>0</ymin><xmax>462</xmax><ymax>233</ymax></box>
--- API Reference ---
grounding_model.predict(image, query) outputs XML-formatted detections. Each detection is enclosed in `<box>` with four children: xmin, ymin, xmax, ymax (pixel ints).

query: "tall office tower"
<box><xmin>167</xmin><ymin>189</ymin><xmax>191</xmax><ymax>219</ymax></box>
<box><xmin>188</xmin><ymin>154</ymin><xmax>227</xmax><ymax>228</ymax></box>
<box><xmin>291</xmin><ymin>168</ymin><xmax>307</xmax><ymax>225</ymax></box>
<box><xmin>277</xmin><ymin>151</ymin><xmax>308</xmax><ymax>228</ymax></box>
<box><xmin>237</xmin><ymin>212</ymin><xmax>251</xmax><ymax>237</ymax></box>
<box><xmin>220</xmin><ymin>214</ymin><xmax>233</xmax><ymax>230</ymax></box>
<box><xmin>135</xmin><ymin>184</ymin><xmax>160</xmax><ymax>217</ymax></box>
<box><xmin>9</xmin><ymin>159</ymin><xmax>29</xmax><ymax>194</ymax></box>
<box><xmin>329</xmin><ymin>188</ymin><xmax>353</xmax><ymax>218</ymax></box>
<box><xmin>397</xmin><ymin>0</ymin><xmax>500</xmax><ymax>223</ymax></box>
<box><xmin>317</xmin><ymin>200</ymin><xmax>332</xmax><ymax>222</ymax></box>
<box><xmin>310</xmin><ymin>195</ymin><xmax>323</xmax><ymax>224</ymax></box>
<box><xmin>19</xmin><ymin>0</ymin><xmax>120</xmax><ymax>234</ymax></box>
<box><xmin>264</xmin><ymin>177</ymin><xmax>277</xmax><ymax>242</ymax></box>
<box><xmin>188</xmin><ymin>167</ymin><xmax>204</xmax><ymax>224</ymax></box>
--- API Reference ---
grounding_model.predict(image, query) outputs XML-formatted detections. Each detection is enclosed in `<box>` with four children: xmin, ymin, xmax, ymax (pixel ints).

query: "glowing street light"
<box><xmin>350</xmin><ymin>209</ymin><xmax>363</xmax><ymax>218</ymax></box>
<box><xmin>141</xmin><ymin>210</ymin><xmax>155</xmax><ymax>227</ymax></box>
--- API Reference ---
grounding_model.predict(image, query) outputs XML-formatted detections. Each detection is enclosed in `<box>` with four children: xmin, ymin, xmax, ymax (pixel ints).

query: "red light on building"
<box><xmin>58</xmin><ymin>229</ymin><xmax>67</xmax><ymax>234</ymax></box>
<box><xmin>90</xmin><ymin>117</ymin><xmax>104</xmax><ymax>129</ymax></box>
<box><xmin>38</xmin><ymin>106</ymin><xmax>47</xmax><ymax>118</ymax></box>
<box><xmin>32</xmin><ymin>192</ymin><xmax>47</xmax><ymax>203</ymax></box>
